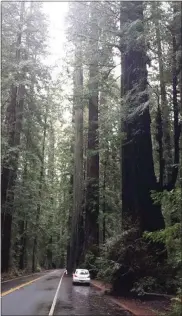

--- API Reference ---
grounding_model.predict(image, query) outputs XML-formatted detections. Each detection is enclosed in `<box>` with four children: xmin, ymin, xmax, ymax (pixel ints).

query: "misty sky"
<box><xmin>43</xmin><ymin>2</ymin><xmax>69</xmax><ymax>69</ymax></box>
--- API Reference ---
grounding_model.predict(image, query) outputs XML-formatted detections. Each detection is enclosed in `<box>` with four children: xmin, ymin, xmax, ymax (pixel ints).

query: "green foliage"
<box><xmin>131</xmin><ymin>277</ymin><xmax>158</xmax><ymax>296</ymax></box>
<box><xmin>143</xmin><ymin>188</ymin><xmax>182</xmax><ymax>295</ymax></box>
<box><xmin>167</xmin><ymin>297</ymin><xmax>182</xmax><ymax>316</ymax></box>
<box><xmin>93</xmin><ymin>230</ymin><xmax>148</xmax><ymax>289</ymax></box>
<box><xmin>94</xmin><ymin>225</ymin><xmax>180</xmax><ymax>295</ymax></box>
<box><xmin>145</xmin><ymin>189</ymin><xmax>181</xmax><ymax>269</ymax></box>
<box><xmin>96</xmin><ymin>255</ymin><xmax>120</xmax><ymax>284</ymax></box>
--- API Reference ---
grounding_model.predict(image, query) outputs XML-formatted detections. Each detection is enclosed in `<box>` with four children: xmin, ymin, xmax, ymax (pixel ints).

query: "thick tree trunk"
<box><xmin>76</xmin><ymin>213</ymin><xmax>85</xmax><ymax>267</ymax></box>
<box><xmin>32</xmin><ymin>236</ymin><xmax>37</xmax><ymax>273</ymax></box>
<box><xmin>59</xmin><ymin>209</ymin><xmax>65</xmax><ymax>269</ymax></box>
<box><xmin>152</xmin><ymin>2</ymin><xmax>172</xmax><ymax>184</ymax></box>
<box><xmin>47</xmin><ymin>236</ymin><xmax>53</xmax><ymax>269</ymax></box>
<box><xmin>99</xmin><ymin>92</ymin><xmax>108</xmax><ymax>244</ymax></box>
<box><xmin>68</xmin><ymin>39</ymin><xmax>84</xmax><ymax>272</ymax></box>
<box><xmin>180</xmin><ymin>3</ymin><xmax>182</xmax><ymax>115</ymax></box>
<box><xmin>46</xmin><ymin>120</ymin><xmax>55</xmax><ymax>269</ymax></box>
<box><xmin>19</xmin><ymin>220</ymin><xmax>27</xmax><ymax>270</ymax></box>
<box><xmin>113</xmin><ymin>1</ymin><xmax>166</xmax><ymax>296</ymax></box>
<box><xmin>121</xmin><ymin>1</ymin><xmax>165</xmax><ymax>233</ymax></box>
<box><xmin>155</xmin><ymin>102</ymin><xmax>164</xmax><ymax>189</ymax></box>
<box><xmin>85</xmin><ymin>2</ymin><xmax>100</xmax><ymax>254</ymax></box>
<box><xmin>101</xmin><ymin>151</ymin><xmax>109</xmax><ymax>243</ymax></box>
<box><xmin>67</xmin><ymin>129</ymin><xmax>74</xmax><ymax>272</ymax></box>
<box><xmin>102</xmin><ymin>156</ymin><xmax>107</xmax><ymax>243</ymax></box>
<box><xmin>18</xmin><ymin>142</ymin><xmax>29</xmax><ymax>270</ymax></box>
<box><xmin>164</xmin><ymin>3</ymin><xmax>181</xmax><ymax>191</ymax></box>
<box><xmin>180</xmin><ymin>3</ymin><xmax>182</xmax><ymax>227</ymax></box>
<box><xmin>66</xmin><ymin>189</ymin><xmax>72</xmax><ymax>273</ymax></box>
<box><xmin>32</xmin><ymin>102</ymin><xmax>48</xmax><ymax>272</ymax></box>
<box><xmin>1</xmin><ymin>2</ymin><xmax>25</xmax><ymax>272</ymax></box>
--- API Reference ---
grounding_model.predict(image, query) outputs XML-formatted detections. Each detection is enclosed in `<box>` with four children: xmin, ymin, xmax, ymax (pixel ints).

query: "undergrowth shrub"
<box><xmin>81</xmin><ymin>245</ymin><xmax>99</xmax><ymax>278</ymax></box>
<box><xmin>95</xmin><ymin>225</ymin><xmax>178</xmax><ymax>296</ymax></box>
<box><xmin>83</xmin><ymin>188</ymin><xmax>181</xmax><ymax>298</ymax></box>
<box><xmin>144</xmin><ymin>188</ymin><xmax>181</xmax><ymax>293</ymax></box>
<box><xmin>94</xmin><ymin>228</ymin><xmax>167</xmax><ymax>295</ymax></box>
<box><xmin>168</xmin><ymin>295</ymin><xmax>182</xmax><ymax>316</ymax></box>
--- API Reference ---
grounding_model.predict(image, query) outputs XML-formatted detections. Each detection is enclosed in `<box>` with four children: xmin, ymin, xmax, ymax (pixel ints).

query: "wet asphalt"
<box><xmin>1</xmin><ymin>269</ymin><xmax>130</xmax><ymax>316</ymax></box>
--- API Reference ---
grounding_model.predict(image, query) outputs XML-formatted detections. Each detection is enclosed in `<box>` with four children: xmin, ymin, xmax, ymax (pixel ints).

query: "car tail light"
<box><xmin>73</xmin><ymin>274</ymin><xmax>78</xmax><ymax>277</ymax></box>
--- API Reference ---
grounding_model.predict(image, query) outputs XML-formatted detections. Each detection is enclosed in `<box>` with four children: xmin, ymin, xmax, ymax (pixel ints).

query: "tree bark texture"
<box><xmin>68</xmin><ymin>40</ymin><xmax>84</xmax><ymax>272</ymax></box>
<box><xmin>152</xmin><ymin>2</ymin><xmax>172</xmax><ymax>184</ymax></box>
<box><xmin>1</xmin><ymin>2</ymin><xmax>25</xmax><ymax>272</ymax></box>
<box><xmin>85</xmin><ymin>2</ymin><xmax>100</xmax><ymax>253</ymax></box>
<box><xmin>121</xmin><ymin>1</ymin><xmax>165</xmax><ymax>233</ymax></box>
<box><xmin>32</xmin><ymin>101</ymin><xmax>48</xmax><ymax>272</ymax></box>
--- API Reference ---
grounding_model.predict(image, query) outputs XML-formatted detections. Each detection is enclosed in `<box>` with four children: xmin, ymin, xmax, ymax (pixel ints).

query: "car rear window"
<box><xmin>77</xmin><ymin>270</ymin><xmax>89</xmax><ymax>275</ymax></box>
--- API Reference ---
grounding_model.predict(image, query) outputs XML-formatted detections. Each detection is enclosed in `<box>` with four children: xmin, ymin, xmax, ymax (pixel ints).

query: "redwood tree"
<box><xmin>1</xmin><ymin>2</ymin><xmax>25</xmax><ymax>272</ymax></box>
<box><xmin>68</xmin><ymin>40</ymin><xmax>84</xmax><ymax>272</ymax></box>
<box><xmin>120</xmin><ymin>1</ymin><xmax>165</xmax><ymax>233</ymax></box>
<box><xmin>85</xmin><ymin>2</ymin><xmax>100</xmax><ymax>255</ymax></box>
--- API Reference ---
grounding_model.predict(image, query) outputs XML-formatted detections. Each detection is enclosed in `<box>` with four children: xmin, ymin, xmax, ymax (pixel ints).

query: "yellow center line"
<box><xmin>1</xmin><ymin>275</ymin><xmax>44</xmax><ymax>297</ymax></box>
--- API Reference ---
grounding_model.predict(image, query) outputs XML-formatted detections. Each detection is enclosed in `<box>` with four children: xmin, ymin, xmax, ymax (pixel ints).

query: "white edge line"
<box><xmin>48</xmin><ymin>270</ymin><xmax>66</xmax><ymax>316</ymax></box>
<box><xmin>1</xmin><ymin>270</ymin><xmax>54</xmax><ymax>283</ymax></box>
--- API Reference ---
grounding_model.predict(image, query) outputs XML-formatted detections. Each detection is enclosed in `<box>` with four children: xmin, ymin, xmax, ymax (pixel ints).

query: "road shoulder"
<box><xmin>91</xmin><ymin>280</ymin><xmax>171</xmax><ymax>316</ymax></box>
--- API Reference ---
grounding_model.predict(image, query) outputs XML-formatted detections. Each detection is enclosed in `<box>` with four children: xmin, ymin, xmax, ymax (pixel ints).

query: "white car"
<box><xmin>72</xmin><ymin>269</ymin><xmax>90</xmax><ymax>285</ymax></box>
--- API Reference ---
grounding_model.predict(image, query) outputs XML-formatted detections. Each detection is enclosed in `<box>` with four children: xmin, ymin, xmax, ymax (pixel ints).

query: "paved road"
<box><xmin>1</xmin><ymin>269</ymin><xmax>130</xmax><ymax>316</ymax></box>
<box><xmin>1</xmin><ymin>270</ymin><xmax>52</xmax><ymax>293</ymax></box>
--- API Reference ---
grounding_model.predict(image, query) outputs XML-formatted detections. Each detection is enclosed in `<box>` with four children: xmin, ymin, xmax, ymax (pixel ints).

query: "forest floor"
<box><xmin>91</xmin><ymin>280</ymin><xmax>172</xmax><ymax>316</ymax></box>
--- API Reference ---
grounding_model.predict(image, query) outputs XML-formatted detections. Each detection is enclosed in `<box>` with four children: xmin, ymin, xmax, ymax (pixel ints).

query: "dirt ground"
<box><xmin>91</xmin><ymin>279</ymin><xmax>172</xmax><ymax>316</ymax></box>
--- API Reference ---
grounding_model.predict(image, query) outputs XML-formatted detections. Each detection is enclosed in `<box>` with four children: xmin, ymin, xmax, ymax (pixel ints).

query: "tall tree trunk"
<box><xmin>152</xmin><ymin>2</ymin><xmax>172</xmax><ymax>184</ymax></box>
<box><xmin>59</xmin><ymin>188</ymin><xmax>66</xmax><ymax>269</ymax></box>
<box><xmin>85</xmin><ymin>2</ymin><xmax>100</xmax><ymax>254</ymax></box>
<box><xmin>99</xmin><ymin>92</ymin><xmax>108</xmax><ymax>244</ymax></box>
<box><xmin>18</xmin><ymin>157</ymin><xmax>28</xmax><ymax>270</ymax></box>
<box><xmin>46</xmin><ymin>119</ymin><xmax>55</xmax><ymax>269</ymax></box>
<box><xmin>59</xmin><ymin>223</ymin><xmax>65</xmax><ymax>268</ymax></box>
<box><xmin>18</xmin><ymin>119</ymin><xmax>31</xmax><ymax>271</ymax></box>
<box><xmin>121</xmin><ymin>1</ymin><xmax>165</xmax><ymax>233</ymax></box>
<box><xmin>66</xmin><ymin>109</ymin><xmax>74</xmax><ymax>273</ymax></box>
<box><xmin>155</xmin><ymin>101</ymin><xmax>164</xmax><ymax>189</ymax></box>
<box><xmin>68</xmin><ymin>39</ymin><xmax>84</xmax><ymax>272</ymax></box>
<box><xmin>1</xmin><ymin>2</ymin><xmax>25</xmax><ymax>272</ymax></box>
<box><xmin>180</xmin><ymin>3</ymin><xmax>182</xmax><ymax>117</ymax></box>
<box><xmin>102</xmin><ymin>153</ymin><xmax>108</xmax><ymax>243</ymax></box>
<box><xmin>164</xmin><ymin>3</ymin><xmax>181</xmax><ymax>191</ymax></box>
<box><xmin>19</xmin><ymin>219</ymin><xmax>27</xmax><ymax>270</ymax></box>
<box><xmin>80</xmin><ymin>115</ymin><xmax>88</xmax><ymax>262</ymax></box>
<box><xmin>112</xmin><ymin>1</ymin><xmax>166</xmax><ymax>295</ymax></box>
<box><xmin>32</xmin><ymin>101</ymin><xmax>48</xmax><ymax>272</ymax></box>
<box><xmin>180</xmin><ymin>3</ymin><xmax>182</xmax><ymax>231</ymax></box>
